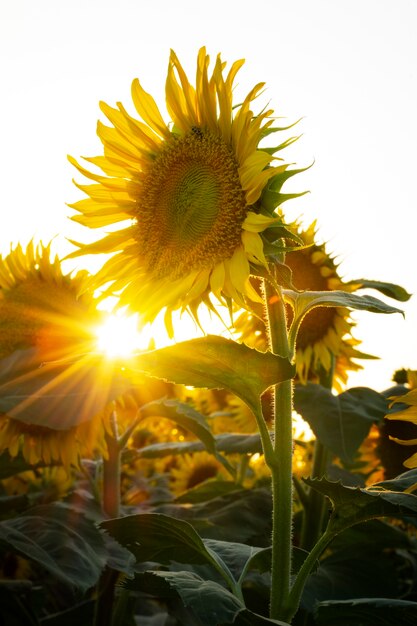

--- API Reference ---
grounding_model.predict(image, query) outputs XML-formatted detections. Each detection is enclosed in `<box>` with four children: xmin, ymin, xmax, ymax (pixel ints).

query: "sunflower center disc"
<box><xmin>136</xmin><ymin>128</ymin><xmax>247</xmax><ymax>280</ymax></box>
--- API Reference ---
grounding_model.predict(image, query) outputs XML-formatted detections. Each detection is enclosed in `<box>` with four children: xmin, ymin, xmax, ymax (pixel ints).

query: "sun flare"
<box><xmin>95</xmin><ymin>313</ymin><xmax>147</xmax><ymax>358</ymax></box>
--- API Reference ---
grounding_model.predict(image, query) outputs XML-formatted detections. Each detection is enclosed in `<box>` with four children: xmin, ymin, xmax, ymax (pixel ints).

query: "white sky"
<box><xmin>1</xmin><ymin>0</ymin><xmax>416</xmax><ymax>391</ymax></box>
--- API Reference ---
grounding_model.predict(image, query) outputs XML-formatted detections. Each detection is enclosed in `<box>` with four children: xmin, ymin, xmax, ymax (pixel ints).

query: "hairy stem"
<box><xmin>264</xmin><ymin>279</ymin><xmax>294</xmax><ymax>621</ymax></box>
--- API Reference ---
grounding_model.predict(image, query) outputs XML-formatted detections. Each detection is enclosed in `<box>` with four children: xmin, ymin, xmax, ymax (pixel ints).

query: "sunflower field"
<box><xmin>1</xmin><ymin>48</ymin><xmax>417</xmax><ymax>626</ymax></box>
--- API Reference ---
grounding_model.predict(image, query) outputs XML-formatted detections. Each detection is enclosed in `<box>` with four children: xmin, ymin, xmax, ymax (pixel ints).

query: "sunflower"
<box><xmin>68</xmin><ymin>47</ymin><xmax>301</xmax><ymax>328</ymax></box>
<box><xmin>234</xmin><ymin>221</ymin><xmax>372</xmax><ymax>389</ymax></box>
<box><xmin>168</xmin><ymin>451</ymin><xmax>227</xmax><ymax>496</ymax></box>
<box><xmin>0</xmin><ymin>242</ymin><xmax>109</xmax><ymax>467</ymax></box>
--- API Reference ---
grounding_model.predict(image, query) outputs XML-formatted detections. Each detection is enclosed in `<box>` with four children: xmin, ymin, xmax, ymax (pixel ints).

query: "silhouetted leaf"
<box><xmin>294</xmin><ymin>385</ymin><xmax>387</xmax><ymax>462</ymax></box>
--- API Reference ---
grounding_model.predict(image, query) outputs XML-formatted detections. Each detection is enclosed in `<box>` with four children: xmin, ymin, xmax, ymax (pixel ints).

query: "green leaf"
<box><xmin>286</xmin><ymin>289</ymin><xmax>404</xmax><ymax>317</ymax></box>
<box><xmin>153</xmin><ymin>487</ymin><xmax>273</xmax><ymax>546</ymax></box>
<box><xmin>294</xmin><ymin>385</ymin><xmax>388</xmax><ymax>462</ymax></box>
<box><xmin>315</xmin><ymin>599</ymin><xmax>417</xmax><ymax>626</ymax></box>
<box><xmin>0</xmin><ymin>503</ymin><xmax>107</xmax><ymax>592</ymax></box>
<box><xmin>0</xmin><ymin>348</ymin><xmax>131</xmax><ymax>429</ymax></box>
<box><xmin>130</xmin><ymin>336</ymin><xmax>295</xmax><ymax>415</ymax></box>
<box><xmin>139</xmin><ymin>432</ymin><xmax>264</xmax><ymax>459</ymax></box>
<box><xmin>346</xmin><ymin>279</ymin><xmax>412</xmax><ymax>302</ymax></box>
<box><xmin>303</xmin><ymin>549</ymin><xmax>410</xmax><ymax>613</ymax></box>
<box><xmin>304</xmin><ymin>476</ymin><xmax>417</xmax><ymax>533</ymax></box>
<box><xmin>100</xmin><ymin>513</ymin><xmax>225</xmax><ymax>572</ymax></box>
<box><xmin>203</xmin><ymin>539</ymin><xmax>264</xmax><ymax>581</ymax></box>
<box><xmin>372</xmin><ymin>468</ymin><xmax>417</xmax><ymax>492</ymax></box>
<box><xmin>132</xmin><ymin>570</ymin><xmax>244</xmax><ymax>626</ymax></box>
<box><xmin>140</xmin><ymin>398</ymin><xmax>216</xmax><ymax>453</ymax></box>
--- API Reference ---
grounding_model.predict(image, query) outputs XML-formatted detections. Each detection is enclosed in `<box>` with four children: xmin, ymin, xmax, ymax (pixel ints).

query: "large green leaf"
<box><xmin>0</xmin><ymin>348</ymin><xmax>131</xmax><ymax>429</ymax></box>
<box><xmin>131</xmin><ymin>570</ymin><xmax>244</xmax><ymax>626</ymax></box>
<box><xmin>0</xmin><ymin>503</ymin><xmax>107</xmax><ymax>592</ymax></box>
<box><xmin>304</xmin><ymin>476</ymin><xmax>417</xmax><ymax>533</ymax></box>
<box><xmin>130</xmin><ymin>336</ymin><xmax>295</xmax><ymax>414</ymax></box>
<box><xmin>294</xmin><ymin>385</ymin><xmax>387</xmax><ymax>462</ymax></box>
<box><xmin>315</xmin><ymin>598</ymin><xmax>417</xmax><ymax>626</ymax></box>
<box><xmin>101</xmin><ymin>513</ymin><xmax>225</xmax><ymax>572</ymax></box>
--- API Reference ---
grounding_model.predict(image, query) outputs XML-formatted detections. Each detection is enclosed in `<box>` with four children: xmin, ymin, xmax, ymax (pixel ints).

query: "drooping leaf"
<box><xmin>129</xmin><ymin>336</ymin><xmax>295</xmax><ymax>415</ymax></box>
<box><xmin>315</xmin><ymin>598</ymin><xmax>417</xmax><ymax>626</ymax></box>
<box><xmin>285</xmin><ymin>289</ymin><xmax>403</xmax><ymax>348</ymax></box>
<box><xmin>0</xmin><ymin>503</ymin><xmax>107</xmax><ymax>592</ymax></box>
<box><xmin>0</xmin><ymin>348</ymin><xmax>131</xmax><ymax>429</ymax></box>
<box><xmin>139</xmin><ymin>432</ymin><xmax>264</xmax><ymax>459</ymax></box>
<box><xmin>140</xmin><ymin>398</ymin><xmax>216</xmax><ymax>453</ymax></box>
<box><xmin>284</xmin><ymin>289</ymin><xmax>404</xmax><ymax>317</ymax></box>
<box><xmin>304</xmin><ymin>476</ymin><xmax>417</xmax><ymax>533</ymax></box>
<box><xmin>294</xmin><ymin>385</ymin><xmax>388</xmax><ymax>462</ymax></box>
<box><xmin>346</xmin><ymin>279</ymin><xmax>412</xmax><ymax>302</ymax></box>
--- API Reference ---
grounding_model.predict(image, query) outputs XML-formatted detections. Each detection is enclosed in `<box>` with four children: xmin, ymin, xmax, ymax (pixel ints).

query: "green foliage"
<box><xmin>0</xmin><ymin>502</ymin><xmax>107</xmax><ymax>593</ymax></box>
<box><xmin>131</xmin><ymin>335</ymin><xmax>295</xmax><ymax>415</ymax></box>
<box><xmin>294</xmin><ymin>384</ymin><xmax>387</xmax><ymax>462</ymax></box>
<box><xmin>305</xmin><ymin>474</ymin><xmax>417</xmax><ymax>532</ymax></box>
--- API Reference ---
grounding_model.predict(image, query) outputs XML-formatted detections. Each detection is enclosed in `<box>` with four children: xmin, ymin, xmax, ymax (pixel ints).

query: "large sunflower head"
<box><xmin>68</xmin><ymin>47</ymin><xmax>303</xmax><ymax>327</ymax></box>
<box><xmin>0</xmin><ymin>242</ymin><xmax>109</xmax><ymax>467</ymax></box>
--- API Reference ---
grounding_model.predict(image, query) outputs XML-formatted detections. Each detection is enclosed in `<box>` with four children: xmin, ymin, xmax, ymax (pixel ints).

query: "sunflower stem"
<box><xmin>264</xmin><ymin>278</ymin><xmax>294</xmax><ymax>621</ymax></box>
<box><xmin>299</xmin><ymin>362</ymin><xmax>334</xmax><ymax>552</ymax></box>
<box><xmin>94</xmin><ymin>411</ymin><xmax>122</xmax><ymax>626</ymax></box>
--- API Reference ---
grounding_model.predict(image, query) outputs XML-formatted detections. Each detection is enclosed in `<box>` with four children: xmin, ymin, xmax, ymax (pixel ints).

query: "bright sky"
<box><xmin>1</xmin><ymin>0</ymin><xmax>416</xmax><ymax>391</ymax></box>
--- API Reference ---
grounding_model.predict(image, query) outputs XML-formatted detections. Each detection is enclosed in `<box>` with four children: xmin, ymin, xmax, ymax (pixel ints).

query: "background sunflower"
<box><xmin>0</xmin><ymin>243</ymin><xmax>111</xmax><ymax>467</ymax></box>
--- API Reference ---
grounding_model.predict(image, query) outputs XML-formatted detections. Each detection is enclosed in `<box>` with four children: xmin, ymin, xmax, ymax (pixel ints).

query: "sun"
<box><xmin>95</xmin><ymin>312</ymin><xmax>147</xmax><ymax>358</ymax></box>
